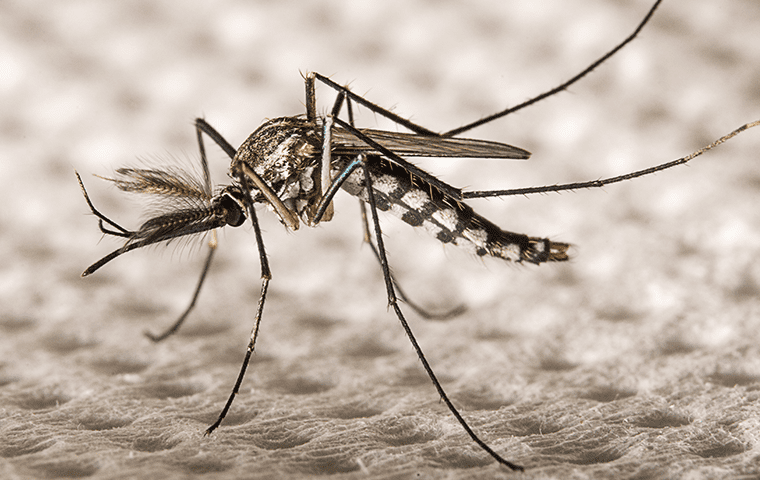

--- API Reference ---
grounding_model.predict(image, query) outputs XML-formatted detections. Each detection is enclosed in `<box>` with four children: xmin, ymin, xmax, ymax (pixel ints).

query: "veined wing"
<box><xmin>331</xmin><ymin>128</ymin><xmax>531</xmax><ymax>159</ymax></box>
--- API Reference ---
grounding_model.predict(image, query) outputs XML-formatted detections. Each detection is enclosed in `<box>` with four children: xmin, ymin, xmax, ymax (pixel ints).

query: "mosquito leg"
<box><xmin>358</xmin><ymin>201</ymin><xmax>465</xmax><ymax>321</ymax></box>
<box><xmin>304</xmin><ymin>71</ymin><xmax>346</xmax><ymax>122</ymax></box>
<box><xmin>359</xmin><ymin>154</ymin><xmax>523</xmax><ymax>471</ymax></box>
<box><xmin>306</xmin><ymin>72</ymin><xmax>349</xmax><ymax>225</ymax></box>
<box><xmin>305</xmin><ymin>72</ymin><xmax>317</xmax><ymax>123</ymax></box>
<box><xmin>144</xmin><ymin>233</ymin><xmax>218</xmax><ymax>342</ymax></box>
<box><xmin>195</xmin><ymin>118</ymin><xmax>237</xmax><ymax>159</ymax></box>
<box><xmin>196</xmin><ymin>121</ymin><xmax>212</xmax><ymax>194</ymax></box>
<box><xmin>444</xmin><ymin>0</ymin><xmax>663</xmax><ymax>136</ymax></box>
<box><xmin>205</xmin><ymin>178</ymin><xmax>271</xmax><ymax>435</ymax></box>
<box><xmin>346</xmin><ymin>95</ymin><xmax>354</xmax><ymax>126</ymax></box>
<box><xmin>317</xmin><ymin>115</ymin><xmax>335</xmax><ymax>222</ymax></box>
<box><xmin>310</xmin><ymin>90</ymin><xmax>382</xmax><ymax>224</ymax></box>
<box><xmin>312</xmin><ymin>72</ymin><xmax>437</xmax><ymax>136</ymax></box>
<box><xmin>463</xmin><ymin>120</ymin><xmax>760</xmax><ymax>199</ymax></box>
<box><xmin>315</xmin><ymin>79</ymin><xmax>350</xmax><ymax>222</ymax></box>
<box><xmin>330</xmin><ymin>91</ymin><xmax>345</xmax><ymax>118</ymax></box>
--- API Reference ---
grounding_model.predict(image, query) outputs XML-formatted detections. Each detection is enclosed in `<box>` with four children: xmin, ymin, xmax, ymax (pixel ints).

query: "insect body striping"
<box><xmin>335</xmin><ymin>153</ymin><xmax>569</xmax><ymax>264</ymax></box>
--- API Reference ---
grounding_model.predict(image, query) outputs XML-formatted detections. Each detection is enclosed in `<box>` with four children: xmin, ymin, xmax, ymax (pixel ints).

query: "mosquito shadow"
<box><xmin>694</xmin><ymin>440</ymin><xmax>747</xmax><ymax>458</ymax></box>
<box><xmin>374</xmin><ymin>415</ymin><xmax>440</xmax><ymax>447</ymax></box>
<box><xmin>76</xmin><ymin>415</ymin><xmax>133</xmax><ymax>431</ymax></box>
<box><xmin>13</xmin><ymin>389</ymin><xmax>71</xmax><ymax>410</ymax></box>
<box><xmin>0</xmin><ymin>437</ymin><xmax>56</xmax><ymax>458</ymax></box>
<box><xmin>30</xmin><ymin>460</ymin><xmax>99</xmax><ymax>479</ymax></box>
<box><xmin>90</xmin><ymin>356</ymin><xmax>150</xmax><ymax>376</ymax></box>
<box><xmin>266</xmin><ymin>376</ymin><xmax>335</xmax><ymax>396</ymax></box>
<box><xmin>132</xmin><ymin>435</ymin><xmax>181</xmax><ymax>453</ymax></box>
<box><xmin>630</xmin><ymin>409</ymin><xmax>692</xmax><ymax>429</ymax></box>
<box><xmin>708</xmin><ymin>371</ymin><xmax>760</xmax><ymax>388</ymax></box>
<box><xmin>251</xmin><ymin>428</ymin><xmax>313</xmax><ymax>450</ymax></box>
<box><xmin>138</xmin><ymin>381</ymin><xmax>204</xmax><ymax>400</ymax></box>
<box><xmin>182</xmin><ymin>457</ymin><xmax>233</xmax><ymax>475</ymax></box>
<box><xmin>580</xmin><ymin>386</ymin><xmax>636</xmax><ymax>403</ymax></box>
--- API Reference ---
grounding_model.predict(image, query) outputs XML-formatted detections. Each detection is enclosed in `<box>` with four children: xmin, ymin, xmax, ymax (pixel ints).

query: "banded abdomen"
<box><xmin>338</xmin><ymin>155</ymin><xmax>569</xmax><ymax>265</ymax></box>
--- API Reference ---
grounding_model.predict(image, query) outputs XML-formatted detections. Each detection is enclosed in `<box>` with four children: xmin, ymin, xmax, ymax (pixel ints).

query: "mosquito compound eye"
<box><xmin>219</xmin><ymin>193</ymin><xmax>246</xmax><ymax>227</ymax></box>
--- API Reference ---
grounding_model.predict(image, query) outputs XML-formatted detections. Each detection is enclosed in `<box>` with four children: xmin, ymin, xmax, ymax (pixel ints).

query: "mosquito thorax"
<box><xmin>229</xmin><ymin>116</ymin><xmax>335</xmax><ymax>230</ymax></box>
<box><xmin>233</xmin><ymin>116</ymin><xmax>323</xmax><ymax>217</ymax></box>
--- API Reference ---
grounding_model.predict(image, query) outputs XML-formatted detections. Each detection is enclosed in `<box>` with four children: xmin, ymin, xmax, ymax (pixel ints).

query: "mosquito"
<box><xmin>76</xmin><ymin>0</ymin><xmax>758</xmax><ymax>471</ymax></box>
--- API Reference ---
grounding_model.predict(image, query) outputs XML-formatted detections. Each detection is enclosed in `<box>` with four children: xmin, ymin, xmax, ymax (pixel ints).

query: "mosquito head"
<box><xmin>214</xmin><ymin>185</ymin><xmax>248</xmax><ymax>228</ymax></box>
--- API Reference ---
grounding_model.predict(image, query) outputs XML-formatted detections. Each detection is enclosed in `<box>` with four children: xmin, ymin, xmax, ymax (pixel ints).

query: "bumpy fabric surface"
<box><xmin>2</xmin><ymin>1</ymin><xmax>759</xmax><ymax>479</ymax></box>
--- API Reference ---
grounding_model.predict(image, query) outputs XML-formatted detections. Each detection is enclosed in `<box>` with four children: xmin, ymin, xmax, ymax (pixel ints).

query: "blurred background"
<box><xmin>1</xmin><ymin>1</ymin><xmax>759</xmax><ymax>478</ymax></box>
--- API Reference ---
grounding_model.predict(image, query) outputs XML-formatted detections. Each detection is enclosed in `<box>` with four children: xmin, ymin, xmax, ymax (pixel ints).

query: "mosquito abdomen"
<box><xmin>339</xmin><ymin>156</ymin><xmax>569</xmax><ymax>265</ymax></box>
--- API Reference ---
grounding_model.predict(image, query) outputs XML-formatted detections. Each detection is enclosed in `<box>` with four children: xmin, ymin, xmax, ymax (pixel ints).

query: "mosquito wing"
<box><xmin>331</xmin><ymin>128</ymin><xmax>531</xmax><ymax>159</ymax></box>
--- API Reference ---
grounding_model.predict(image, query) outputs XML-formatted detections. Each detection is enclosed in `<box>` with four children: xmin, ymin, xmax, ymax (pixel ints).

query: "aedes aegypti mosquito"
<box><xmin>76</xmin><ymin>0</ymin><xmax>758</xmax><ymax>471</ymax></box>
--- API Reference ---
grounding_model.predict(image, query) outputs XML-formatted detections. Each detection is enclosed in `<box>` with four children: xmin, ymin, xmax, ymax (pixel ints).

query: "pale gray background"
<box><xmin>1</xmin><ymin>1</ymin><xmax>760</xmax><ymax>479</ymax></box>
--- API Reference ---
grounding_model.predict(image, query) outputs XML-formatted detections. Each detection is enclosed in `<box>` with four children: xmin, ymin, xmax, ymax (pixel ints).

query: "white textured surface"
<box><xmin>2</xmin><ymin>1</ymin><xmax>760</xmax><ymax>478</ymax></box>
